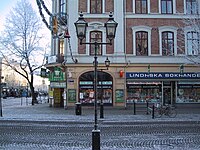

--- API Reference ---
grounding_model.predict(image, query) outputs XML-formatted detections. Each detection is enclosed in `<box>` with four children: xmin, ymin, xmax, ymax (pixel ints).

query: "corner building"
<box><xmin>46</xmin><ymin>0</ymin><xmax>200</xmax><ymax>108</ymax></box>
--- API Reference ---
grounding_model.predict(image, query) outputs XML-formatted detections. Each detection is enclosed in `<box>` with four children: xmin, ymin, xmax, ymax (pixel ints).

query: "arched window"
<box><xmin>79</xmin><ymin>71</ymin><xmax>113</xmax><ymax>105</ymax></box>
<box><xmin>136</xmin><ymin>31</ymin><xmax>148</xmax><ymax>56</ymax></box>
<box><xmin>187</xmin><ymin>31</ymin><xmax>199</xmax><ymax>55</ymax></box>
<box><xmin>162</xmin><ymin>31</ymin><xmax>174</xmax><ymax>55</ymax></box>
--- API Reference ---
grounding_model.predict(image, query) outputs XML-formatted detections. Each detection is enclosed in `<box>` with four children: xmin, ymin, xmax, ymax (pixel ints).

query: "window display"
<box><xmin>177</xmin><ymin>83</ymin><xmax>200</xmax><ymax>103</ymax></box>
<box><xmin>126</xmin><ymin>82</ymin><xmax>162</xmax><ymax>103</ymax></box>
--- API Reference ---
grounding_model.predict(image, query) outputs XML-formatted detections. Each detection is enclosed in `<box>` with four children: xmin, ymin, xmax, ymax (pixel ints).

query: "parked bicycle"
<box><xmin>154</xmin><ymin>104</ymin><xmax>177</xmax><ymax>118</ymax></box>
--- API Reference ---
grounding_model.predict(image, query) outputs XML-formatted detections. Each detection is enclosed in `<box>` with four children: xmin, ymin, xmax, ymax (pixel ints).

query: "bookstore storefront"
<box><xmin>126</xmin><ymin>72</ymin><xmax>200</xmax><ymax>105</ymax></box>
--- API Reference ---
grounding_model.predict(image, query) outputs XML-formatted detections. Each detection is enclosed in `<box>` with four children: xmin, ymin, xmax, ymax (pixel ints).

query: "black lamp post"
<box><xmin>75</xmin><ymin>12</ymin><xmax>117</xmax><ymax>150</ymax></box>
<box><xmin>99</xmin><ymin>57</ymin><xmax>110</xmax><ymax>119</ymax></box>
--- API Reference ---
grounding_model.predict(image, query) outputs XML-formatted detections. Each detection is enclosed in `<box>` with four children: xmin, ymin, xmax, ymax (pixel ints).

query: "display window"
<box><xmin>79</xmin><ymin>71</ymin><xmax>113</xmax><ymax>105</ymax></box>
<box><xmin>126</xmin><ymin>82</ymin><xmax>162</xmax><ymax>103</ymax></box>
<box><xmin>177</xmin><ymin>82</ymin><xmax>200</xmax><ymax>103</ymax></box>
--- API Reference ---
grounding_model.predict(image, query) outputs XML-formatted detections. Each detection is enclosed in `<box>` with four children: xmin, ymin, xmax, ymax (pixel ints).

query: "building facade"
<box><xmin>46</xmin><ymin>0</ymin><xmax>200</xmax><ymax>108</ymax></box>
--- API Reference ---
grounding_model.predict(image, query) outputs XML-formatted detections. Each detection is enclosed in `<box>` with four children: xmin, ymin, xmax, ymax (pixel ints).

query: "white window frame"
<box><xmin>85</xmin><ymin>22</ymin><xmax>107</xmax><ymax>55</ymax></box>
<box><xmin>133</xmin><ymin>0</ymin><xmax>150</xmax><ymax>14</ymax></box>
<box><xmin>132</xmin><ymin>26</ymin><xmax>152</xmax><ymax>56</ymax></box>
<box><xmin>184</xmin><ymin>0</ymin><xmax>200</xmax><ymax>14</ymax></box>
<box><xmin>159</xmin><ymin>0</ymin><xmax>176</xmax><ymax>14</ymax></box>
<box><xmin>87</xmin><ymin>0</ymin><xmax>105</xmax><ymax>13</ymax></box>
<box><xmin>158</xmin><ymin>26</ymin><xmax>178</xmax><ymax>56</ymax></box>
<box><xmin>184</xmin><ymin>27</ymin><xmax>200</xmax><ymax>56</ymax></box>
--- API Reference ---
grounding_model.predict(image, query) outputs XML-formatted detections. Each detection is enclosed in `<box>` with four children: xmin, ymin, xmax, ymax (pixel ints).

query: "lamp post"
<box><xmin>75</xmin><ymin>12</ymin><xmax>117</xmax><ymax>150</ymax></box>
<box><xmin>99</xmin><ymin>57</ymin><xmax>110</xmax><ymax>119</ymax></box>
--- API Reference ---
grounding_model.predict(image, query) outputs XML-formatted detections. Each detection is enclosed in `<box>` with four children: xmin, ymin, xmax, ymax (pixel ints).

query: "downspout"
<box><xmin>124</xmin><ymin>0</ymin><xmax>127</xmax><ymax>109</ymax></box>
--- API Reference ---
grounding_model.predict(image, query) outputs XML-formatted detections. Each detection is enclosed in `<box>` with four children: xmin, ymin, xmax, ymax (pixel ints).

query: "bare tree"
<box><xmin>178</xmin><ymin>3</ymin><xmax>200</xmax><ymax>65</ymax></box>
<box><xmin>0</xmin><ymin>0</ymin><xmax>48</xmax><ymax>105</ymax></box>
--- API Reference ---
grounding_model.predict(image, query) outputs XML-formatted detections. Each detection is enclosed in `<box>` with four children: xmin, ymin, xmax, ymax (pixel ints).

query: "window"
<box><xmin>161</xmin><ymin>0</ymin><xmax>173</xmax><ymax>14</ymax></box>
<box><xmin>135</xmin><ymin>0</ymin><xmax>147</xmax><ymax>14</ymax></box>
<box><xmin>162</xmin><ymin>31</ymin><xmax>174</xmax><ymax>55</ymax></box>
<box><xmin>90</xmin><ymin>0</ymin><xmax>102</xmax><ymax>13</ymax></box>
<box><xmin>90</xmin><ymin>31</ymin><xmax>102</xmax><ymax>55</ymax></box>
<box><xmin>186</xmin><ymin>0</ymin><xmax>198</xmax><ymax>14</ymax></box>
<box><xmin>187</xmin><ymin>31</ymin><xmax>199</xmax><ymax>55</ymax></box>
<box><xmin>59</xmin><ymin>40</ymin><xmax>64</xmax><ymax>55</ymax></box>
<box><xmin>60</xmin><ymin>0</ymin><xmax>65</xmax><ymax>13</ymax></box>
<box><xmin>136</xmin><ymin>31</ymin><xmax>148</xmax><ymax>56</ymax></box>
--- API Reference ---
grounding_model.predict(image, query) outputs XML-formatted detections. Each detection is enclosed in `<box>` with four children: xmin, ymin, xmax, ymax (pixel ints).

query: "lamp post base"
<box><xmin>100</xmin><ymin>103</ymin><xmax>104</xmax><ymax>118</ymax></box>
<box><xmin>92</xmin><ymin>129</ymin><xmax>100</xmax><ymax>150</ymax></box>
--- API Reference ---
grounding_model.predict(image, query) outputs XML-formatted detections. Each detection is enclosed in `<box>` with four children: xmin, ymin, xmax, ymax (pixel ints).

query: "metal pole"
<box><xmin>92</xmin><ymin>41</ymin><xmax>100</xmax><ymax>150</ymax></box>
<box><xmin>0</xmin><ymin>71</ymin><xmax>2</xmax><ymax>117</ymax></box>
<box><xmin>100</xmin><ymin>71</ymin><xmax>104</xmax><ymax>118</ymax></box>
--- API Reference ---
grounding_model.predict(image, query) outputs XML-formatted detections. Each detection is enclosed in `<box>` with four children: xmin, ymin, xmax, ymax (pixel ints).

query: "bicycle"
<box><xmin>154</xmin><ymin>104</ymin><xmax>177</xmax><ymax>118</ymax></box>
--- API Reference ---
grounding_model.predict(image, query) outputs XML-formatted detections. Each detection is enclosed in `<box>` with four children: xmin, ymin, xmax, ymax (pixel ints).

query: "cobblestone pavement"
<box><xmin>0</xmin><ymin>97</ymin><xmax>200</xmax><ymax>149</ymax></box>
<box><xmin>0</xmin><ymin>120</ymin><xmax>200</xmax><ymax>150</ymax></box>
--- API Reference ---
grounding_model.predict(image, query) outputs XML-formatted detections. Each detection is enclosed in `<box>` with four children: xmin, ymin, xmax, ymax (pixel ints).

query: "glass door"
<box><xmin>163</xmin><ymin>81</ymin><xmax>172</xmax><ymax>105</ymax></box>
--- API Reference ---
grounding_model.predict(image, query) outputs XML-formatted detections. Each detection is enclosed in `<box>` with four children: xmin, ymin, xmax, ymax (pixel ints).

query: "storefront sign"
<box><xmin>50</xmin><ymin>82</ymin><xmax>66</xmax><ymax>88</ymax></box>
<box><xmin>49</xmin><ymin>67</ymin><xmax>65</xmax><ymax>81</ymax></box>
<box><xmin>126</xmin><ymin>72</ymin><xmax>200</xmax><ymax>79</ymax></box>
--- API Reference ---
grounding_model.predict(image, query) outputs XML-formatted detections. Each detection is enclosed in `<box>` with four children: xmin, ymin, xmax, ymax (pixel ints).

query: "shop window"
<box><xmin>90</xmin><ymin>0</ymin><xmax>102</xmax><ymax>13</ymax></box>
<box><xmin>90</xmin><ymin>31</ymin><xmax>102</xmax><ymax>55</ymax></box>
<box><xmin>135</xmin><ymin>0</ymin><xmax>147</xmax><ymax>14</ymax></box>
<box><xmin>186</xmin><ymin>0</ymin><xmax>198</xmax><ymax>14</ymax></box>
<box><xmin>162</xmin><ymin>31</ymin><xmax>174</xmax><ymax>56</ymax></box>
<box><xmin>177</xmin><ymin>83</ymin><xmax>200</xmax><ymax>103</ymax></box>
<box><xmin>187</xmin><ymin>31</ymin><xmax>199</xmax><ymax>55</ymax></box>
<box><xmin>161</xmin><ymin>0</ymin><xmax>173</xmax><ymax>14</ymax></box>
<box><xmin>126</xmin><ymin>82</ymin><xmax>162</xmax><ymax>103</ymax></box>
<box><xmin>79</xmin><ymin>71</ymin><xmax>113</xmax><ymax>105</ymax></box>
<box><xmin>136</xmin><ymin>31</ymin><xmax>148</xmax><ymax>56</ymax></box>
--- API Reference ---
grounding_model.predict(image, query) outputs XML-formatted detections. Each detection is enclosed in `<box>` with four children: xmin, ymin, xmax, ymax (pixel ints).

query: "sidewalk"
<box><xmin>0</xmin><ymin>97</ymin><xmax>200</xmax><ymax>123</ymax></box>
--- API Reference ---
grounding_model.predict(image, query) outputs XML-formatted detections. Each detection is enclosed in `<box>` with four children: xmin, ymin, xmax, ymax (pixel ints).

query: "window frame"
<box><xmin>161</xmin><ymin>31</ymin><xmax>174</xmax><ymax>56</ymax></box>
<box><xmin>136</xmin><ymin>31</ymin><xmax>148</xmax><ymax>56</ymax></box>
<box><xmin>159</xmin><ymin>26</ymin><xmax>178</xmax><ymax>56</ymax></box>
<box><xmin>90</xmin><ymin>0</ymin><xmax>103</xmax><ymax>14</ymax></box>
<box><xmin>186</xmin><ymin>31</ymin><xmax>200</xmax><ymax>55</ymax></box>
<box><xmin>89</xmin><ymin>31</ymin><xmax>103</xmax><ymax>55</ymax></box>
<box><xmin>161</xmin><ymin>0</ymin><xmax>173</xmax><ymax>14</ymax></box>
<box><xmin>132</xmin><ymin>26</ymin><xmax>152</xmax><ymax>56</ymax></box>
<box><xmin>186</xmin><ymin>0</ymin><xmax>198</xmax><ymax>14</ymax></box>
<box><xmin>133</xmin><ymin>0</ymin><xmax>150</xmax><ymax>14</ymax></box>
<box><xmin>135</xmin><ymin>0</ymin><xmax>148</xmax><ymax>14</ymax></box>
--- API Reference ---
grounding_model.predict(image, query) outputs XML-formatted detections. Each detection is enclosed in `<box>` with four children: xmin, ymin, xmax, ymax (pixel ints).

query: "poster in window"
<box><xmin>115</xmin><ymin>89</ymin><xmax>124</xmax><ymax>103</ymax></box>
<box><xmin>68</xmin><ymin>89</ymin><xmax>76</xmax><ymax>102</ymax></box>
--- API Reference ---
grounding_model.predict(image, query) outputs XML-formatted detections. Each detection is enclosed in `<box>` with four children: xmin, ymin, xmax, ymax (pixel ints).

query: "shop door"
<box><xmin>163</xmin><ymin>88</ymin><xmax>171</xmax><ymax>105</ymax></box>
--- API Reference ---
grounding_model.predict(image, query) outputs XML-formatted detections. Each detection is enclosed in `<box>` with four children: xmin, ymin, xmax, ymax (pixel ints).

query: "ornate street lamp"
<box><xmin>74</xmin><ymin>12</ymin><xmax>88</xmax><ymax>44</ymax></box>
<box><xmin>75</xmin><ymin>12</ymin><xmax>117</xmax><ymax>150</ymax></box>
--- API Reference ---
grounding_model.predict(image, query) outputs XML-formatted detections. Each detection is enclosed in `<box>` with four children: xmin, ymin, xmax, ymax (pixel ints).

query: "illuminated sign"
<box><xmin>126</xmin><ymin>72</ymin><xmax>200</xmax><ymax>79</ymax></box>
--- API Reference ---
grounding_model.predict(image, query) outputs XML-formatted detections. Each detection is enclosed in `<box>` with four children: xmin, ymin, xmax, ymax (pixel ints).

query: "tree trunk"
<box><xmin>29</xmin><ymin>83</ymin><xmax>37</xmax><ymax>105</ymax></box>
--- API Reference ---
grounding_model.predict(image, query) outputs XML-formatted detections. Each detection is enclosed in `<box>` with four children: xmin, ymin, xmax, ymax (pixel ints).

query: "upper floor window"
<box><xmin>135</xmin><ymin>0</ymin><xmax>147</xmax><ymax>14</ymax></box>
<box><xmin>60</xmin><ymin>0</ymin><xmax>65</xmax><ymax>13</ymax></box>
<box><xmin>90</xmin><ymin>0</ymin><xmax>102</xmax><ymax>13</ymax></box>
<box><xmin>161</xmin><ymin>0</ymin><xmax>173</xmax><ymax>14</ymax></box>
<box><xmin>187</xmin><ymin>31</ymin><xmax>199</xmax><ymax>55</ymax></box>
<box><xmin>186</xmin><ymin>0</ymin><xmax>198</xmax><ymax>14</ymax></box>
<box><xmin>136</xmin><ymin>31</ymin><xmax>148</xmax><ymax>56</ymax></box>
<box><xmin>162</xmin><ymin>31</ymin><xmax>174</xmax><ymax>55</ymax></box>
<box><xmin>90</xmin><ymin>31</ymin><xmax>102</xmax><ymax>55</ymax></box>
<box><xmin>59</xmin><ymin>40</ymin><xmax>64</xmax><ymax>55</ymax></box>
